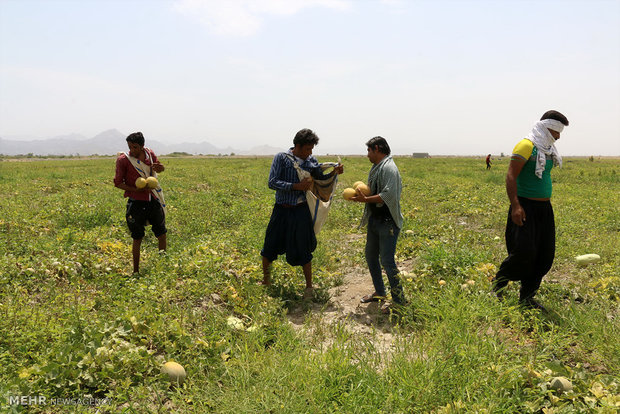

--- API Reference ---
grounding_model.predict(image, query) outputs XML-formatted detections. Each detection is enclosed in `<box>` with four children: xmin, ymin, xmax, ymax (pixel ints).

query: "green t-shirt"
<box><xmin>512</xmin><ymin>139</ymin><xmax>553</xmax><ymax>198</ymax></box>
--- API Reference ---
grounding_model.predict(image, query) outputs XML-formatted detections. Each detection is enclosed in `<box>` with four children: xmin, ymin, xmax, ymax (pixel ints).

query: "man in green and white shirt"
<box><xmin>493</xmin><ymin>110</ymin><xmax>570</xmax><ymax>310</ymax></box>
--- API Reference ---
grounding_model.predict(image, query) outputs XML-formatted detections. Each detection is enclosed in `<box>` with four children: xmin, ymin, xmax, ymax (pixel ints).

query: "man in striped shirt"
<box><xmin>260</xmin><ymin>128</ymin><xmax>343</xmax><ymax>296</ymax></box>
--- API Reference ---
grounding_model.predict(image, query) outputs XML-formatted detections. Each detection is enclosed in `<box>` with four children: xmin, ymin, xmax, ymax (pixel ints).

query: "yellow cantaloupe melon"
<box><xmin>356</xmin><ymin>183</ymin><xmax>371</xmax><ymax>196</ymax></box>
<box><xmin>342</xmin><ymin>188</ymin><xmax>356</xmax><ymax>200</ymax></box>
<box><xmin>146</xmin><ymin>176</ymin><xmax>159</xmax><ymax>189</ymax></box>
<box><xmin>135</xmin><ymin>177</ymin><xmax>147</xmax><ymax>189</ymax></box>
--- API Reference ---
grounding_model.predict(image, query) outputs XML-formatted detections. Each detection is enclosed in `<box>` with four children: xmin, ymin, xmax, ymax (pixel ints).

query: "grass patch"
<box><xmin>0</xmin><ymin>156</ymin><xmax>618</xmax><ymax>412</ymax></box>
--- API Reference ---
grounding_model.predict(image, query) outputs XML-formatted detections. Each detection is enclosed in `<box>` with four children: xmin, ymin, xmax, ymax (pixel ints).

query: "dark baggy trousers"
<box><xmin>493</xmin><ymin>197</ymin><xmax>555</xmax><ymax>301</ymax></box>
<box><xmin>261</xmin><ymin>203</ymin><xmax>316</xmax><ymax>267</ymax></box>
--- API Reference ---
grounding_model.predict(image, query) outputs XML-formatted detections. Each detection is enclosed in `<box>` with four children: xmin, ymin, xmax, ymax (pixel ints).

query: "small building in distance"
<box><xmin>412</xmin><ymin>152</ymin><xmax>430</xmax><ymax>158</ymax></box>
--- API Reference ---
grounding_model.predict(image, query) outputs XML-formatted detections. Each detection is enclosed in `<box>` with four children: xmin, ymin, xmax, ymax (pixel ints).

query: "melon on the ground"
<box><xmin>575</xmin><ymin>254</ymin><xmax>600</xmax><ymax>266</ymax></box>
<box><xmin>550</xmin><ymin>377</ymin><xmax>573</xmax><ymax>393</ymax></box>
<box><xmin>161</xmin><ymin>361</ymin><xmax>186</xmax><ymax>384</ymax></box>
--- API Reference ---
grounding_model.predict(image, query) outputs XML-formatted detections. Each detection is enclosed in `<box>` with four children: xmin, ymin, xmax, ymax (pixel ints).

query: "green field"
<box><xmin>0</xmin><ymin>156</ymin><xmax>618</xmax><ymax>413</ymax></box>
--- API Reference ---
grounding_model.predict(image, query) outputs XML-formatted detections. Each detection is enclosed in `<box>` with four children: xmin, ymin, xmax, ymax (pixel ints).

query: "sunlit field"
<box><xmin>0</xmin><ymin>156</ymin><xmax>618</xmax><ymax>413</ymax></box>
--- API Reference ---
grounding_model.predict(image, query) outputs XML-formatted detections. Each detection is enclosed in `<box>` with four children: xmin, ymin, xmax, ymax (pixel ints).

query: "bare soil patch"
<box><xmin>286</xmin><ymin>257</ymin><xmax>417</xmax><ymax>360</ymax></box>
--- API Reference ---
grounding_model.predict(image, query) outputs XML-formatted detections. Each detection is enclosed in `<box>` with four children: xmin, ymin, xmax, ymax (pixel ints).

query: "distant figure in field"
<box><xmin>114</xmin><ymin>132</ymin><xmax>167</xmax><ymax>274</ymax></box>
<box><xmin>486</xmin><ymin>154</ymin><xmax>492</xmax><ymax>169</ymax></box>
<box><xmin>493</xmin><ymin>110</ymin><xmax>569</xmax><ymax>310</ymax></box>
<box><xmin>351</xmin><ymin>136</ymin><xmax>406</xmax><ymax>314</ymax></box>
<box><xmin>260</xmin><ymin>128</ymin><xmax>343</xmax><ymax>297</ymax></box>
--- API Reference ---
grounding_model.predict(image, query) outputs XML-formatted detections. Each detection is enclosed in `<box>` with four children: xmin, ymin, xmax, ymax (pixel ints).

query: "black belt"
<box><xmin>279</xmin><ymin>202</ymin><xmax>307</xmax><ymax>208</ymax></box>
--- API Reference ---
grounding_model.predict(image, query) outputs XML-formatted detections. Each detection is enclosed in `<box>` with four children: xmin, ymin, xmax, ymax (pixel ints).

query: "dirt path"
<box><xmin>286</xmin><ymin>265</ymin><xmax>399</xmax><ymax>356</ymax></box>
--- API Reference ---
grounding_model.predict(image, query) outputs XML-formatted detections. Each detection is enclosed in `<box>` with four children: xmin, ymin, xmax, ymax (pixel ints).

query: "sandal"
<box><xmin>360</xmin><ymin>293</ymin><xmax>385</xmax><ymax>303</ymax></box>
<box><xmin>381</xmin><ymin>302</ymin><xmax>405</xmax><ymax>315</ymax></box>
<box><xmin>380</xmin><ymin>302</ymin><xmax>392</xmax><ymax>314</ymax></box>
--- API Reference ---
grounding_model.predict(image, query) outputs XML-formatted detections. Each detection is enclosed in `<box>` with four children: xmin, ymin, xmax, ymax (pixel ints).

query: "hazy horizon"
<box><xmin>1</xmin><ymin>0</ymin><xmax>619</xmax><ymax>156</ymax></box>
<box><xmin>0</xmin><ymin>128</ymin><xmax>617</xmax><ymax>157</ymax></box>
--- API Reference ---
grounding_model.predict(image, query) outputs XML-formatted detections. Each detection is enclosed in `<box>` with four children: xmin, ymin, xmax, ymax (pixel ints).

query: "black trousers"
<box><xmin>494</xmin><ymin>197</ymin><xmax>555</xmax><ymax>301</ymax></box>
<box><xmin>261</xmin><ymin>203</ymin><xmax>316</xmax><ymax>267</ymax></box>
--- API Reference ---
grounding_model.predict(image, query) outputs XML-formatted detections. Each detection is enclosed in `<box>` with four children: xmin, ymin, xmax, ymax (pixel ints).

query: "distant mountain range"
<box><xmin>0</xmin><ymin>129</ymin><xmax>281</xmax><ymax>156</ymax></box>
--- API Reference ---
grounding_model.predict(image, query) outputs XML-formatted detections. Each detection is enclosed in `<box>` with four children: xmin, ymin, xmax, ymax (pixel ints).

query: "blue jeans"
<box><xmin>365</xmin><ymin>215</ymin><xmax>405</xmax><ymax>304</ymax></box>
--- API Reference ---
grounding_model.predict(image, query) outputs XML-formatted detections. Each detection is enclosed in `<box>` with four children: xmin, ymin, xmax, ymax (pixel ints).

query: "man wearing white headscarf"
<box><xmin>493</xmin><ymin>110</ymin><xmax>569</xmax><ymax>311</ymax></box>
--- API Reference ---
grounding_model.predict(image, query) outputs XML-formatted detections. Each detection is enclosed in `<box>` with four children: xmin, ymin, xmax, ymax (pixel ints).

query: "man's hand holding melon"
<box><xmin>134</xmin><ymin>176</ymin><xmax>159</xmax><ymax>191</ymax></box>
<box><xmin>343</xmin><ymin>181</ymin><xmax>371</xmax><ymax>201</ymax></box>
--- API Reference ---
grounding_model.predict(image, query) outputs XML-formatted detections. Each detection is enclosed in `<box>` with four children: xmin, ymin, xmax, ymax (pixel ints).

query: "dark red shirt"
<box><xmin>114</xmin><ymin>148</ymin><xmax>159</xmax><ymax>201</ymax></box>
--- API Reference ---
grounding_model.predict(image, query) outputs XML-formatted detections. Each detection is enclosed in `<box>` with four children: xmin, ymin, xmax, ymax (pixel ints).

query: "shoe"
<box><xmin>360</xmin><ymin>293</ymin><xmax>386</xmax><ymax>303</ymax></box>
<box><xmin>520</xmin><ymin>298</ymin><xmax>547</xmax><ymax>312</ymax></box>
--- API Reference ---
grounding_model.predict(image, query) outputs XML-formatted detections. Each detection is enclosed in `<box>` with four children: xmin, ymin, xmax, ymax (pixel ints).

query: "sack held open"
<box><xmin>286</xmin><ymin>154</ymin><xmax>340</xmax><ymax>234</ymax></box>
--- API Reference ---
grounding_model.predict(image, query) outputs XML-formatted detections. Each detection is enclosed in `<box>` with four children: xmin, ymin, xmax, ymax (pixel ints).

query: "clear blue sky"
<box><xmin>1</xmin><ymin>0</ymin><xmax>619</xmax><ymax>155</ymax></box>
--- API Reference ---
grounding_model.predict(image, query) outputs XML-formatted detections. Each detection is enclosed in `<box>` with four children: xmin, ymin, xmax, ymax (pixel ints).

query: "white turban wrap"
<box><xmin>526</xmin><ymin>119</ymin><xmax>564</xmax><ymax>179</ymax></box>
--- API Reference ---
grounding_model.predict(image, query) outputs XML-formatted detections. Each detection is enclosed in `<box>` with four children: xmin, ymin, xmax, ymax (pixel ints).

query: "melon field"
<box><xmin>0</xmin><ymin>155</ymin><xmax>618</xmax><ymax>413</ymax></box>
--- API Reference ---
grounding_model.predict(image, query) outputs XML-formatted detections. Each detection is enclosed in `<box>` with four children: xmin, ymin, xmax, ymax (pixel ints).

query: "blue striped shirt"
<box><xmin>268</xmin><ymin>149</ymin><xmax>331</xmax><ymax>205</ymax></box>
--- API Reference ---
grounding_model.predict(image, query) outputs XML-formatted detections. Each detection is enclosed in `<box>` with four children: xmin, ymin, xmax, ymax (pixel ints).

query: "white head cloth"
<box><xmin>526</xmin><ymin>119</ymin><xmax>564</xmax><ymax>178</ymax></box>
